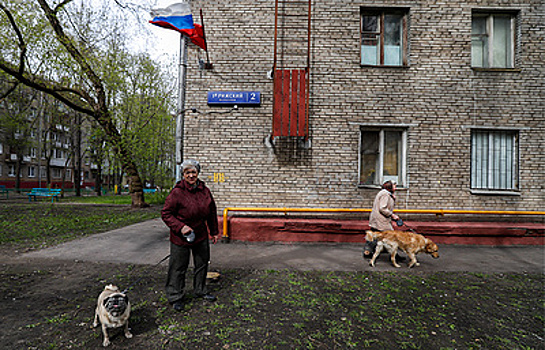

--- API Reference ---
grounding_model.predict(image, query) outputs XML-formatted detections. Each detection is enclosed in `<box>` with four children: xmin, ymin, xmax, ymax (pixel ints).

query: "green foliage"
<box><xmin>1</xmin><ymin>1</ymin><xmax>177</xmax><ymax>194</ymax></box>
<box><xmin>99</xmin><ymin>48</ymin><xmax>176</xmax><ymax>189</ymax></box>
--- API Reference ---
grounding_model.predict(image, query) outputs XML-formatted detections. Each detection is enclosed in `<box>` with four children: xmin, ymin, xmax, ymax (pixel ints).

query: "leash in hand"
<box><xmin>396</xmin><ymin>218</ymin><xmax>418</xmax><ymax>234</ymax></box>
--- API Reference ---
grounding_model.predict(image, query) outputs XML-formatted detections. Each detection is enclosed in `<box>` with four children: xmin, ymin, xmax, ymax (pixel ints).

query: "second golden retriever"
<box><xmin>365</xmin><ymin>230</ymin><xmax>439</xmax><ymax>268</ymax></box>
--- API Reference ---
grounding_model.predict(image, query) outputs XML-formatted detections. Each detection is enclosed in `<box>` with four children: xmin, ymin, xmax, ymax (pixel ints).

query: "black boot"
<box><xmin>362</xmin><ymin>240</ymin><xmax>377</xmax><ymax>259</ymax></box>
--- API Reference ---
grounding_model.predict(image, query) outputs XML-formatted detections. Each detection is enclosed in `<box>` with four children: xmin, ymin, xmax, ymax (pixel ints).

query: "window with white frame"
<box><xmin>361</xmin><ymin>8</ymin><xmax>409</xmax><ymax>67</ymax></box>
<box><xmin>359</xmin><ymin>127</ymin><xmax>407</xmax><ymax>186</ymax></box>
<box><xmin>40</xmin><ymin>166</ymin><xmax>46</xmax><ymax>178</ymax></box>
<box><xmin>28</xmin><ymin>166</ymin><xmax>36</xmax><ymax>178</ymax></box>
<box><xmin>0</xmin><ymin>142</ymin><xmax>3</xmax><ymax>154</ymax></box>
<box><xmin>8</xmin><ymin>165</ymin><xmax>16</xmax><ymax>177</ymax></box>
<box><xmin>471</xmin><ymin>130</ymin><xmax>519</xmax><ymax>191</ymax></box>
<box><xmin>471</xmin><ymin>11</ymin><xmax>517</xmax><ymax>68</ymax></box>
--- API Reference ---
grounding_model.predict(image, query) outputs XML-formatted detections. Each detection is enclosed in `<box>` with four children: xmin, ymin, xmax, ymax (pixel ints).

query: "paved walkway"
<box><xmin>22</xmin><ymin>219</ymin><xmax>545</xmax><ymax>273</ymax></box>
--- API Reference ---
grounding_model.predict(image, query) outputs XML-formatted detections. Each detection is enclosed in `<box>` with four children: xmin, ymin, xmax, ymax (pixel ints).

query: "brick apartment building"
<box><xmin>0</xmin><ymin>106</ymin><xmax>96</xmax><ymax>191</ymax></box>
<box><xmin>173</xmin><ymin>0</ymin><xmax>543</xmax><ymax>217</ymax></box>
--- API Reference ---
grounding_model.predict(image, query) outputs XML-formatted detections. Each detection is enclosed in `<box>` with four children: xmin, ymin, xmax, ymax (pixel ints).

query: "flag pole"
<box><xmin>175</xmin><ymin>34</ymin><xmax>189</xmax><ymax>182</ymax></box>
<box><xmin>200</xmin><ymin>9</ymin><xmax>212</xmax><ymax>69</ymax></box>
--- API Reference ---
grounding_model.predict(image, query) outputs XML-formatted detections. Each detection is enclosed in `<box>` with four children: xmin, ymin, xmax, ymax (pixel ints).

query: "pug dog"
<box><xmin>93</xmin><ymin>284</ymin><xmax>132</xmax><ymax>347</ymax></box>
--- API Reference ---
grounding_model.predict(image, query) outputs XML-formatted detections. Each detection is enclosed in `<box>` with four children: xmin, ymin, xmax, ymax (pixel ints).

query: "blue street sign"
<box><xmin>207</xmin><ymin>91</ymin><xmax>261</xmax><ymax>106</ymax></box>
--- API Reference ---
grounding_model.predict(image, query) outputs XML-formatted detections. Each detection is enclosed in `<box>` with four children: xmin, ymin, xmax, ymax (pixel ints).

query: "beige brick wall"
<box><xmin>180</xmin><ymin>0</ymin><xmax>544</xmax><ymax>213</ymax></box>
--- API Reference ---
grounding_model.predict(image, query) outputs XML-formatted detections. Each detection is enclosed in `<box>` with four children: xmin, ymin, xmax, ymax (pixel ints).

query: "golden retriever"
<box><xmin>365</xmin><ymin>230</ymin><xmax>439</xmax><ymax>268</ymax></box>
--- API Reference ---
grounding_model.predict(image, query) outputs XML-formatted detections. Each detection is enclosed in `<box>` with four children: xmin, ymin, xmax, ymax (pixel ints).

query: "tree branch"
<box><xmin>0</xmin><ymin>81</ymin><xmax>20</xmax><ymax>102</ymax></box>
<box><xmin>0</xmin><ymin>58</ymin><xmax>94</xmax><ymax>116</ymax></box>
<box><xmin>53</xmin><ymin>0</ymin><xmax>75</xmax><ymax>14</ymax></box>
<box><xmin>0</xmin><ymin>3</ymin><xmax>27</xmax><ymax>75</ymax></box>
<box><xmin>36</xmin><ymin>0</ymin><xmax>107</xmax><ymax>108</ymax></box>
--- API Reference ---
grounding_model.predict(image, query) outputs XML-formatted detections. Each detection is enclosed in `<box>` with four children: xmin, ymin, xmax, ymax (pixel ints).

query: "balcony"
<box><xmin>50</xmin><ymin>158</ymin><xmax>69</xmax><ymax>167</ymax></box>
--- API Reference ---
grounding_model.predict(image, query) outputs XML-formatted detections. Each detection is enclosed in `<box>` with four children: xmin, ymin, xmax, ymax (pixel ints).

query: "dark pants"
<box><xmin>166</xmin><ymin>239</ymin><xmax>210</xmax><ymax>304</ymax></box>
<box><xmin>363</xmin><ymin>227</ymin><xmax>380</xmax><ymax>258</ymax></box>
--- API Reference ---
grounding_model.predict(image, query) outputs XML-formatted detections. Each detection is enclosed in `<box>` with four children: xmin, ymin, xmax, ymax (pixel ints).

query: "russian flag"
<box><xmin>150</xmin><ymin>2</ymin><xmax>206</xmax><ymax>51</ymax></box>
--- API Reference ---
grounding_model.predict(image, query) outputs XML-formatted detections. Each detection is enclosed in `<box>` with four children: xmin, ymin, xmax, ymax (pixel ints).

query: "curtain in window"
<box><xmin>383</xmin><ymin>131</ymin><xmax>401</xmax><ymax>184</ymax></box>
<box><xmin>360</xmin><ymin>131</ymin><xmax>379</xmax><ymax>185</ymax></box>
<box><xmin>492</xmin><ymin>16</ymin><xmax>512</xmax><ymax>68</ymax></box>
<box><xmin>471</xmin><ymin>16</ymin><xmax>487</xmax><ymax>67</ymax></box>
<box><xmin>361</xmin><ymin>15</ymin><xmax>379</xmax><ymax>65</ymax></box>
<box><xmin>471</xmin><ymin>131</ymin><xmax>517</xmax><ymax>190</ymax></box>
<box><xmin>384</xmin><ymin>14</ymin><xmax>402</xmax><ymax>66</ymax></box>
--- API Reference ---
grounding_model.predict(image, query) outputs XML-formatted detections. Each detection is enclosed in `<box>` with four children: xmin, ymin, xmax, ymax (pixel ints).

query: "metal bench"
<box><xmin>143</xmin><ymin>188</ymin><xmax>157</xmax><ymax>194</ymax></box>
<box><xmin>0</xmin><ymin>185</ymin><xmax>7</xmax><ymax>199</ymax></box>
<box><xmin>28</xmin><ymin>188</ymin><xmax>62</xmax><ymax>202</ymax></box>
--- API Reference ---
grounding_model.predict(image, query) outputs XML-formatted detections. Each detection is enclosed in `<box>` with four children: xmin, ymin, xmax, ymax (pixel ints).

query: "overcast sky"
<box><xmin>131</xmin><ymin>0</ymin><xmax>183</xmax><ymax>65</ymax></box>
<box><xmin>147</xmin><ymin>0</ymin><xmax>183</xmax><ymax>63</ymax></box>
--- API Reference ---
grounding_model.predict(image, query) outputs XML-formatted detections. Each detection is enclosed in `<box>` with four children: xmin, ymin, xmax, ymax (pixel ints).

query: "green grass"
<box><xmin>1</xmin><ymin>202</ymin><xmax>543</xmax><ymax>349</ymax></box>
<box><xmin>65</xmin><ymin>191</ymin><xmax>169</xmax><ymax>206</ymax></box>
<box><xmin>0</xmin><ymin>202</ymin><xmax>161</xmax><ymax>249</ymax></box>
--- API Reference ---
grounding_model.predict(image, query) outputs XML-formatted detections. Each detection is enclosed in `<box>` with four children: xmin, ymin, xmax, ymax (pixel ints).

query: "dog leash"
<box><xmin>121</xmin><ymin>254</ymin><xmax>170</xmax><ymax>294</ymax></box>
<box><xmin>399</xmin><ymin>219</ymin><xmax>418</xmax><ymax>234</ymax></box>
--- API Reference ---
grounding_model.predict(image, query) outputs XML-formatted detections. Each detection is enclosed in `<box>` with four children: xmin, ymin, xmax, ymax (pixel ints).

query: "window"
<box><xmin>472</xmin><ymin>11</ymin><xmax>516</xmax><ymax>68</ymax></box>
<box><xmin>359</xmin><ymin>127</ymin><xmax>407</xmax><ymax>186</ymax></box>
<box><xmin>0</xmin><ymin>142</ymin><xmax>3</xmax><ymax>154</ymax></box>
<box><xmin>52</xmin><ymin>168</ymin><xmax>61</xmax><ymax>179</ymax></box>
<box><xmin>8</xmin><ymin>165</ymin><xmax>16</xmax><ymax>177</ymax></box>
<box><xmin>471</xmin><ymin>130</ymin><xmax>519</xmax><ymax>191</ymax></box>
<box><xmin>28</xmin><ymin>166</ymin><xmax>36</xmax><ymax>178</ymax></box>
<box><xmin>54</xmin><ymin>149</ymin><xmax>64</xmax><ymax>159</ymax></box>
<box><xmin>361</xmin><ymin>8</ymin><xmax>408</xmax><ymax>66</ymax></box>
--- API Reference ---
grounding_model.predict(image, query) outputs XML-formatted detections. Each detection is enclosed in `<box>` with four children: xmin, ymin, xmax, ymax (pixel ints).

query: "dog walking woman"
<box><xmin>161</xmin><ymin>159</ymin><xmax>219</xmax><ymax>311</ymax></box>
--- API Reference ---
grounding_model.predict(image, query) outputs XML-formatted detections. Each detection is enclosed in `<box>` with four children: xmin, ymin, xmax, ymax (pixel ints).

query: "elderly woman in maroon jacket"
<box><xmin>161</xmin><ymin>159</ymin><xmax>219</xmax><ymax>311</ymax></box>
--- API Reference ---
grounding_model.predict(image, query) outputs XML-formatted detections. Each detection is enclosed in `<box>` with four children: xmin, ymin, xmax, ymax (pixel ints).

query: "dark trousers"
<box><xmin>166</xmin><ymin>239</ymin><xmax>210</xmax><ymax>304</ymax></box>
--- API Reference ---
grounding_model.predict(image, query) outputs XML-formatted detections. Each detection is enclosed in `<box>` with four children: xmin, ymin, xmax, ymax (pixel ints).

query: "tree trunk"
<box><xmin>15</xmin><ymin>157</ymin><xmax>21</xmax><ymax>192</ymax></box>
<box><xmin>74</xmin><ymin>115</ymin><xmax>82</xmax><ymax>197</ymax></box>
<box><xmin>95</xmin><ymin>164</ymin><xmax>102</xmax><ymax>196</ymax></box>
<box><xmin>124</xmin><ymin>160</ymin><xmax>147</xmax><ymax>208</ymax></box>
